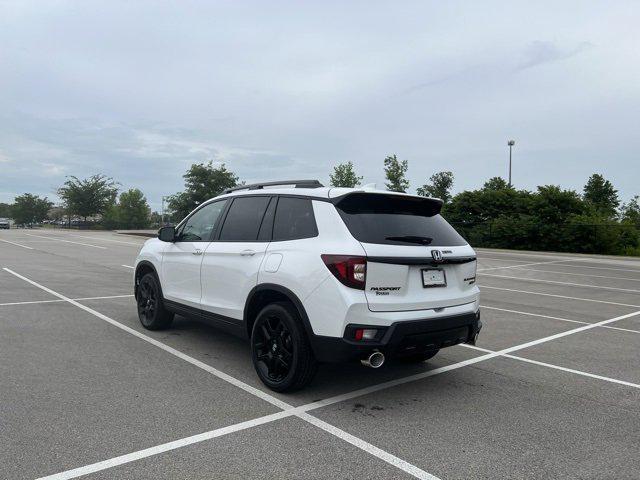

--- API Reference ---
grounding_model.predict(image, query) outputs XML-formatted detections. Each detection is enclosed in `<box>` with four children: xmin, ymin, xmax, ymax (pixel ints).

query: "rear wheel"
<box><xmin>399</xmin><ymin>349</ymin><xmax>440</xmax><ymax>363</ymax></box>
<box><xmin>137</xmin><ymin>273</ymin><xmax>174</xmax><ymax>330</ymax></box>
<box><xmin>251</xmin><ymin>302</ymin><xmax>317</xmax><ymax>392</ymax></box>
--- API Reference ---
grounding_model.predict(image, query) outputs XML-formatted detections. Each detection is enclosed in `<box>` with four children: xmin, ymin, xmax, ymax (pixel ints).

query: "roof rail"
<box><xmin>222</xmin><ymin>179</ymin><xmax>324</xmax><ymax>194</ymax></box>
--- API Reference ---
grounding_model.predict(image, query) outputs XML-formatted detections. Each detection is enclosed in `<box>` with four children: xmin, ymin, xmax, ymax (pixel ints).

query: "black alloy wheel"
<box><xmin>253</xmin><ymin>314</ymin><xmax>294</xmax><ymax>383</ymax></box>
<box><xmin>136</xmin><ymin>273</ymin><xmax>174</xmax><ymax>330</ymax></box>
<box><xmin>251</xmin><ymin>302</ymin><xmax>317</xmax><ymax>392</ymax></box>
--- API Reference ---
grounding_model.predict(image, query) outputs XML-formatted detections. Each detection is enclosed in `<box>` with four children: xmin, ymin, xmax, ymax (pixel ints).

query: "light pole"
<box><xmin>161</xmin><ymin>196</ymin><xmax>169</xmax><ymax>226</ymax></box>
<box><xmin>507</xmin><ymin>140</ymin><xmax>515</xmax><ymax>187</ymax></box>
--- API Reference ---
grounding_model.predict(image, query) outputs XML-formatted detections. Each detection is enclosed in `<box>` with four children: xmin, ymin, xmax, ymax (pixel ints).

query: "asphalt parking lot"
<box><xmin>1</xmin><ymin>229</ymin><xmax>639</xmax><ymax>480</ymax></box>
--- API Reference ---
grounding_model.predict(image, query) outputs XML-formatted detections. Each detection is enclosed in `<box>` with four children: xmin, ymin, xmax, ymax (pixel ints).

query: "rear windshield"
<box><xmin>335</xmin><ymin>193</ymin><xmax>467</xmax><ymax>246</ymax></box>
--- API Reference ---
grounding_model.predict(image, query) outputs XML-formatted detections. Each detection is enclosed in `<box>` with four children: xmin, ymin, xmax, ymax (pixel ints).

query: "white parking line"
<box><xmin>482</xmin><ymin>305</ymin><xmax>640</xmax><ymax>335</ymax></box>
<box><xmin>477</xmin><ymin>259</ymin><xmax>572</xmax><ymax>272</ymax></box>
<box><xmin>550</xmin><ymin>263</ymin><xmax>640</xmax><ymax>274</ymax></box>
<box><xmin>298</xmin><ymin>412</ymin><xmax>440</xmax><ymax>480</ymax></box>
<box><xmin>502</xmin><ymin>267</ymin><xmax>640</xmax><ymax>282</ymax></box>
<box><xmin>461</xmin><ymin>344</ymin><xmax>640</xmax><ymax>389</ymax></box>
<box><xmin>480</xmin><ymin>285</ymin><xmax>640</xmax><ymax>308</ymax></box>
<box><xmin>5</xmin><ymin>268</ymin><xmax>437</xmax><ymax>480</ymax></box>
<box><xmin>36</xmin><ymin>410</ymin><xmax>296</xmax><ymax>480</ymax></box>
<box><xmin>0</xmin><ymin>294</ymin><xmax>134</xmax><ymax>307</ymax></box>
<box><xmin>122</xmin><ymin>265</ymin><xmax>134</xmax><ymax>269</ymax></box>
<box><xmin>478</xmin><ymin>257</ymin><xmax>536</xmax><ymax>263</ymax></box>
<box><xmin>479</xmin><ymin>273</ymin><xmax>640</xmax><ymax>294</ymax></box>
<box><xmin>0</xmin><ymin>238</ymin><xmax>34</xmax><ymax>249</ymax></box>
<box><xmin>71</xmin><ymin>235</ymin><xmax>144</xmax><ymax>246</ymax></box>
<box><xmin>24</xmin><ymin>233</ymin><xmax>107</xmax><ymax>249</ymax></box>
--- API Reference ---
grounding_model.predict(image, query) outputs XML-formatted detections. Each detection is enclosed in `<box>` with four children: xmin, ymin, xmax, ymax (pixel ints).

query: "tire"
<box><xmin>399</xmin><ymin>349</ymin><xmax>440</xmax><ymax>363</ymax></box>
<box><xmin>137</xmin><ymin>272</ymin><xmax>174</xmax><ymax>330</ymax></box>
<box><xmin>251</xmin><ymin>302</ymin><xmax>318</xmax><ymax>392</ymax></box>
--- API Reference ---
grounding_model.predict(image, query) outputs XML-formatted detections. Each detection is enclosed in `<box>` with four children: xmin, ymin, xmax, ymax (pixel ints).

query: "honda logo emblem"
<box><xmin>431</xmin><ymin>250</ymin><xmax>443</xmax><ymax>262</ymax></box>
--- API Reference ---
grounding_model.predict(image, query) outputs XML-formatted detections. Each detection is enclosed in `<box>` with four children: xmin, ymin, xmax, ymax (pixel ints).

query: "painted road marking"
<box><xmin>0</xmin><ymin>294</ymin><xmax>134</xmax><ymax>307</ymax></box>
<box><xmin>461</xmin><ymin>344</ymin><xmax>640</xmax><ymax>390</ymax></box>
<box><xmin>24</xmin><ymin>233</ymin><xmax>107</xmax><ymax>249</ymax></box>
<box><xmin>480</xmin><ymin>273</ymin><xmax>640</xmax><ymax>294</ymax></box>
<box><xmin>71</xmin><ymin>234</ymin><xmax>144</xmax><ymax>246</ymax></box>
<box><xmin>0</xmin><ymin>238</ymin><xmax>34</xmax><ymax>249</ymax></box>
<box><xmin>477</xmin><ymin>259</ymin><xmax>573</xmax><ymax>272</ymax></box>
<box><xmin>480</xmin><ymin>285</ymin><xmax>640</xmax><ymax>308</ymax></box>
<box><xmin>500</xmin><ymin>267</ymin><xmax>640</xmax><ymax>282</ymax></box>
<box><xmin>483</xmin><ymin>305</ymin><xmax>640</xmax><ymax>335</ymax></box>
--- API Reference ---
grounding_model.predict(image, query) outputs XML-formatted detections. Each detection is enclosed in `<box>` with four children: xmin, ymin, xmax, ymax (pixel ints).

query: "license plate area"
<box><xmin>421</xmin><ymin>268</ymin><xmax>446</xmax><ymax>288</ymax></box>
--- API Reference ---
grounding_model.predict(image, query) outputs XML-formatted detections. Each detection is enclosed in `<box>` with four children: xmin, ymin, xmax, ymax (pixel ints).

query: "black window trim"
<box><xmin>174</xmin><ymin>199</ymin><xmax>230</xmax><ymax>243</ymax></box>
<box><xmin>257</xmin><ymin>196</ymin><xmax>277</xmax><ymax>241</ymax></box>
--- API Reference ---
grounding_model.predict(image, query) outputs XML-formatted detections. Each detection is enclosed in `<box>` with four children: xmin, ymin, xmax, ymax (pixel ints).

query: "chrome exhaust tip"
<box><xmin>361</xmin><ymin>351</ymin><xmax>385</xmax><ymax>368</ymax></box>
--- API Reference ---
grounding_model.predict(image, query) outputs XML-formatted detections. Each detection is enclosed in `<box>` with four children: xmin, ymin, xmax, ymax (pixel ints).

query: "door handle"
<box><xmin>240</xmin><ymin>249</ymin><xmax>256</xmax><ymax>256</ymax></box>
<box><xmin>192</xmin><ymin>249</ymin><xmax>203</xmax><ymax>256</ymax></box>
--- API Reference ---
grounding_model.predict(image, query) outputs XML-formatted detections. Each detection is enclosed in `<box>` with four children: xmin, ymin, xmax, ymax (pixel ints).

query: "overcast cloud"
<box><xmin>1</xmin><ymin>1</ymin><xmax>639</xmax><ymax>210</ymax></box>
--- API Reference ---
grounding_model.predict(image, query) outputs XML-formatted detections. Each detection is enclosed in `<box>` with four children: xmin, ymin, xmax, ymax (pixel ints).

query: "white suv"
<box><xmin>134</xmin><ymin>180</ymin><xmax>481</xmax><ymax>391</ymax></box>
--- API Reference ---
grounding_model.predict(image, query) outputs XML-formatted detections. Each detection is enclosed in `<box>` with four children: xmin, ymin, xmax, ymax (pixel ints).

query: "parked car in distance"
<box><xmin>133</xmin><ymin>180</ymin><xmax>481</xmax><ymax>391</ymax></box>
<box><xmin>0</xmin><ymin>218</ymin><xmax>10</xmax><ymax>229</ymax></box>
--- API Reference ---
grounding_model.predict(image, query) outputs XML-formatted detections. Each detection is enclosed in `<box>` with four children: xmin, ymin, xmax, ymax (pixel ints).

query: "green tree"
<box><xmin>583</xmin><ymin>173</ymin><xmax>619</xmax><ymax>217</ymax></box>
<box><xmin>0</xmin><ymin>202</ymin><xmax>12</xmax><ymax>218</ymax></box>
<box><xmin>168</xmin><ymin>161</ymin><xmax>239</xmax><ymax>221</ymax></box>
<box><xmin>58</xmin><ymin>174</ymin><xmax>119</xmax><ymax>221</ymax></box>
<box><xmin>102</xmin><ymin>189</ymin><xmax>151</xmax><ymax>230</ymax></box>
<box><xmin>417</xmin><ymin>171</ymin><xmax>454</xmax><ymax>203</ymax></box>
<box><xmin>383</xmin><ymin>154</ymin><xmax>409</xmax><ymax>193</ymax></box>
<box><xmin>12</xmin><ymin>194</ymin><xmax>53</xmax><ymax>225</ymax></box>
<box><xmin>117</xmin><ymin>189</ymin><xmax>151</xmax><ymax>229</ymax></box>
<box><xmin>329</xmin><ymin>162</ymin><xmax>363</xmax><ymax>187</ymax></box>
<box><xmin>482</xmin><ymin>177</ymin><xmax>510</xmax><ymax>191</ymax></box>
<box><xmin>621</xmin><ymin>196</ymin><xmax>640</xmax><ymax>227</ymax></box>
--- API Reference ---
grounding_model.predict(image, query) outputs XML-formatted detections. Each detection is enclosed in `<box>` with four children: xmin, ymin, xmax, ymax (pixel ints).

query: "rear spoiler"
<box><xmin>332</xmin><ymin>192</ymin><xmax>443</xmax><ymax>216</ymax></box>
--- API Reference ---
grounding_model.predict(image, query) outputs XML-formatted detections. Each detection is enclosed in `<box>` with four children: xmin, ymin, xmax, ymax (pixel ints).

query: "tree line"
<box><xmin>330</xmin><ymin>156</ymin><xmax>639</xmax><ymax>255</ymax></box>
<box><xmin>1</xmin><ymin>155</ymin><xmax>638</xmax><ymax>255</ymax></box>
<box><xmin>0</xmin><ymin>176</ymin><xmax>152</xmax><ymax>229</ymax></box>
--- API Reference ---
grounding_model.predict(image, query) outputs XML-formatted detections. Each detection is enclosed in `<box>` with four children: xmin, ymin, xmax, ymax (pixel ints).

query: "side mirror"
<box><xmin>158</xmin><ymin>226</ymin><xmax>176</xmax><ymax>242</ymax></box>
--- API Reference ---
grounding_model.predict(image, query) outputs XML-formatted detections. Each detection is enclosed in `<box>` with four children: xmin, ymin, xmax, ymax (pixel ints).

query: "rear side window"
<box><xmin>273</xmin><ymin>197</ymin><xmax>318</xmax><ymax>241</ymax></box>
<box><xmin>219</xmin><ymin>196</ymin><xmax>271</xmax><ymax>241</ymax></box>
<box><xmin>335</xmin><ymin>193</ymin><xmax>467</xmax><ymax>246</ymax></box>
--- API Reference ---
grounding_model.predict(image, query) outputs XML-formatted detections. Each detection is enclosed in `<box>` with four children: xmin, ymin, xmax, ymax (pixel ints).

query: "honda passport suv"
<box><xmin>134</xmin><ymin>180</ymin><xmax>481</xmax><ymax>392</ymax></box>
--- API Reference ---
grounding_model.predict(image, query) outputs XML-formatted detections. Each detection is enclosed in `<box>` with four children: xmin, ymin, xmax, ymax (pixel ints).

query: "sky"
<box><xmin>1</xmin><ymin>0</ymin><xmax>639</xmax><ymax>211</ymax></box>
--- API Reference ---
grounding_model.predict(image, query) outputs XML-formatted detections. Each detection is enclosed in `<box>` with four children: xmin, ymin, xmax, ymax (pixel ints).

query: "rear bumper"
<box><xmin>309</xmin><ymin>310</ymin><xmax>482</xmax><ymax>363</ymax></box>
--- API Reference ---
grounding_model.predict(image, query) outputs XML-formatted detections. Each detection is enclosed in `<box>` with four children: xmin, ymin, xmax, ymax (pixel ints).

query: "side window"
<box><xmin>218</xmin><ymin>196</ymin><xmax>271</xmax><ymax>241</ymax></box>
<box><xmin>176</xmin><ymin>200</ymin><xmax>227</xmax><ymax>242</ymax></box>
<box><xmin>272</xmin><ymin>197</ymin><xmax>318</xmax><ymax>241</ymax></box>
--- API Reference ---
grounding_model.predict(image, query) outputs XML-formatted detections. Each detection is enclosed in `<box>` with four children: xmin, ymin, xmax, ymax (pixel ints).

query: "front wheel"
<box><xmin>137</xmin><ymin>273</ymin><xmax>174</xmax><ymax>330</ymax></box>
<box><xmin>251</xmin><ymin>302</ymin><xmax>317</xmax><ymax>392</ymax></box>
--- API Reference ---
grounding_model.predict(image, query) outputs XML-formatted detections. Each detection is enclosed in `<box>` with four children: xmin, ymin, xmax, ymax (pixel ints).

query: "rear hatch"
<box><xmin>334</xmin><ymin>192</ymin><xmax>477</xmax><ymax>312</ymax></box>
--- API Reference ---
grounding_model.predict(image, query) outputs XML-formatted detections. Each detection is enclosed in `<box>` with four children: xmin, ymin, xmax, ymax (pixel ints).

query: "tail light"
<box><xmin>321</xmin><ymin>255</ymin><xmax>367</xmax><ymax>290</ymax></box>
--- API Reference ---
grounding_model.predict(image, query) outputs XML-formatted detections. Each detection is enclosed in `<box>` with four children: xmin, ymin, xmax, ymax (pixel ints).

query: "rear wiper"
<box><xmin>385</xmin><ymin>235</ymin><xmax>433</xmax><ymax>245</ymax></box>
